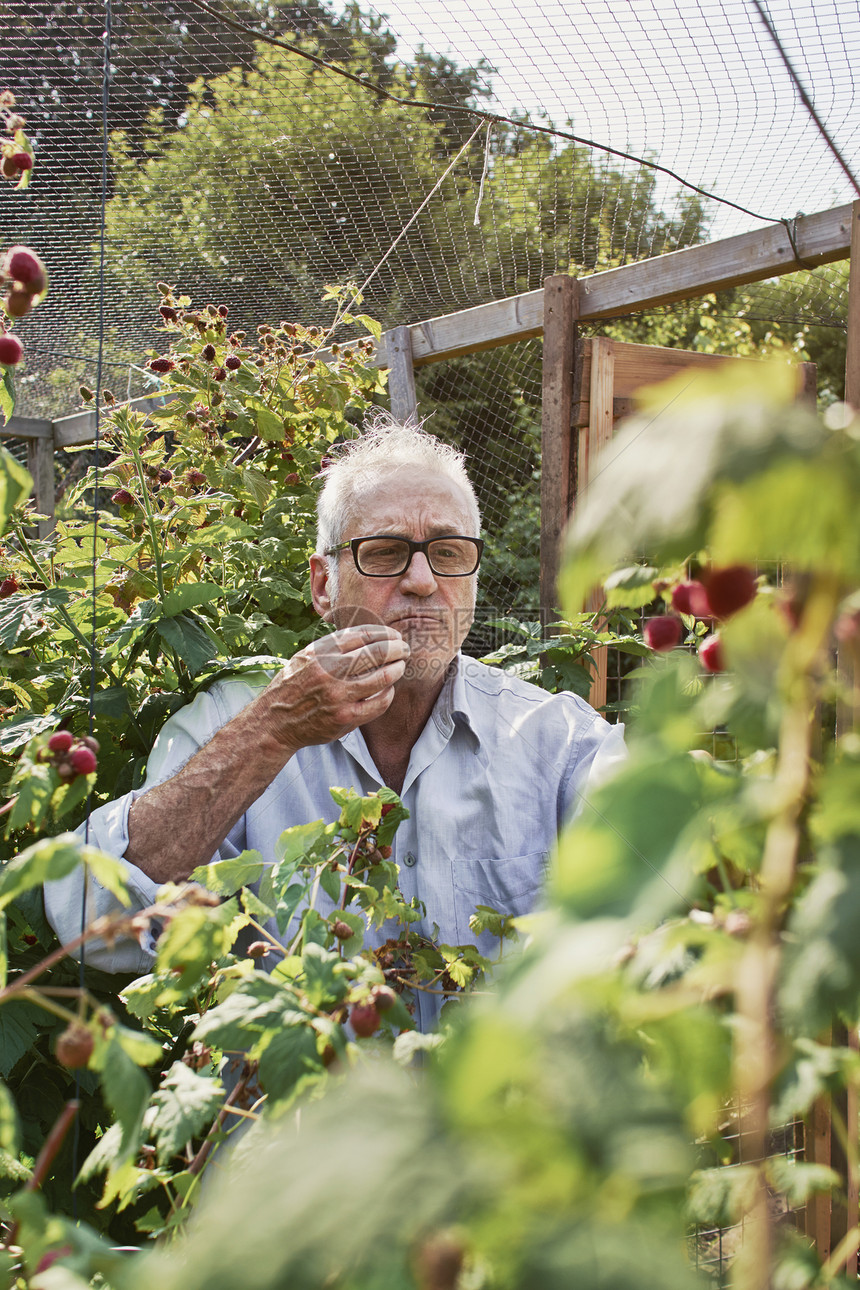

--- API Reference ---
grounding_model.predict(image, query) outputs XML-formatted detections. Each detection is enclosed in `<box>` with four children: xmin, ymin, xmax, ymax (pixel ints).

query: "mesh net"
<box><xmin>1</xmin><ymin>0</ymin><xmax>857</xmax><ymax>620</ymax></box>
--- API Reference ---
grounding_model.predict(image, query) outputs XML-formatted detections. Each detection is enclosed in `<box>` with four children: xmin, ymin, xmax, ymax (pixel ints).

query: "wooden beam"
<box><xmin>1</xmin><ymin>416</ymin><xmax>52</xmax><ymax>440</ymax></box>
<box><xmin>334</xmin><ymin>202</ymin><xmax>851</xmax><ymax>371</ymax></box>
<box><xmin>386</xmin><ymin>325</ymin><xmax>418</xmax><ymax>423</ymax></box>
<box><xmin>845</xmin><ymin>200</ymin><xmax>860</xmax><ymax>412</ymax></box>
<box><xmin>540</xmin><ymin>276</ymin><xmax>579</xmax><ymax>618</ymax></box>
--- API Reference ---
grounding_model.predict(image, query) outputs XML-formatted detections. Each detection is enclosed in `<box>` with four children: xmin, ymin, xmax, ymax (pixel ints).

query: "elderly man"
<box><xmin>45</xmin><ymin>421</ymin><xmax>625</xmax><ymax>1030</ymax></box>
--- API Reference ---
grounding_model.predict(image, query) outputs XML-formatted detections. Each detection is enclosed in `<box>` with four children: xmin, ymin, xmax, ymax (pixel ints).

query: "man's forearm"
<box><xmin>125</xmin><ymin>696</ymin><xmax>298</xmax><ymax>884</ymax></box>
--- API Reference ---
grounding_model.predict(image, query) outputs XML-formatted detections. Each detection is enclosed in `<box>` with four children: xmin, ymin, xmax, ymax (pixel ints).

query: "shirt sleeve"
<box><xmin>561</xmin><ymin>713</ymin><xmax>628</xmax><ymax>826</ymax></box>
<box><xmin>42</xmin><ymin>681</ymin><xmax>254</xmax><ymax>973</ymax></box>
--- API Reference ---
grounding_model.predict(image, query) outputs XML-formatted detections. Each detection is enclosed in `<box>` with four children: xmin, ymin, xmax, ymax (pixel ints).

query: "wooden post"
<box><xmin>26</xmin><ymin>433</ymin><xmax>56</xmax><ymax>537</ymax></box>
<box><xmin>539</xmin><ymin>276</ymin><xmax>579</xmax><ymax>621</ymax></box>
<box><xmin>386</xmin><ymin>325</ymin><xmax>418</xmax><ymax>424</ymax></box>
<box><xmin>583</xmin><ymin>337</ymin><xmax>615</xmax><ymax>709</ymax></box>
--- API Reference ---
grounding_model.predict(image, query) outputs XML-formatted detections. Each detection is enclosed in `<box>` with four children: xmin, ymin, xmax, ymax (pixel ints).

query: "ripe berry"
<box><xmin>284</xmin><ymin>472</ymin><xmax>300</xmax><ymax>485</ymax></box>
<box><xmin>158</xmin><ymin>468</ymin><xmax>173</xmax><ymax>484</ymax></box>
<box><xmin>111</xmin><ymin>489</ymin><xmax>134</xmax><ymax>506</ymax></box>
<box><xmin>349</xmin><ymin>1002</ymin><xmax>380</xmax><ymax>1038</ymax></box>
<box><xmin>48</xmin><ymin>730</ymin><xmax>74</xmax><ymax>754</ymax></box>
<box><xmin>217</xmin><ymin>304</ymin><xmax>229</xmax><ymax>317</ymax></box>
<box><xmin>699</xmin><ymin>634</ymin><xmax>725</xmax><ymax>673</ymax></box>
<box><xmin>3</xmin><ymin>245</ymin><xmax>46</xmax><ymax>293</ymax></box>
<box><xmin>644</xmin><ymin>615</ymin><xmax>682</xmax><ymax>652</ymax></box>
<box><xmin>0</xmin><ymin>333</ymin><xmax>22</xmax><ymax>366</ymax></box>
<box><xmin>10</xmin><ymin>152</ymin><xmax>32</xmax><ymax>172</ymax></box>
<box><xmin>159</xmin><ymin>305</ymin><xmax>178</xmax><ymax>322</ymax></box>
<box><xmin>378</xmin><ymin>844</ymin><xmax>392</xmax><ymax>859</ymax></box>
<box><xmin>0</xmin><ymin>155</ymin><xmax>19</xmax><ymax>180</ymax></box>
<box><xmin>185</xmin><ymin>469</ymin><xmax>206</xmax><ymax>487</ymax></box>
<box><xmin>3</xmin><ymin>287</ymin><xmax>32</xmax><ymax>318</ymax></box>
<box><xmin>671</xmin><ymin>580</ymin><xmax>711</xmax><ymax>618</ymax></box>
<box><xmin>201</xmin><ymin>343</ymin><xmax>216</xmax><ymax>361</ymax></box>
<box><xmin>225</xmin><ymin>354</ymin><xmax>241</xmax><ymax>370</ymax></box>
<box><xmin>81</xmin><ymin>735</ymin><xmax>100</xmax><ymax>753</ymax></box>
<box><xmin>702</xmin><ymin>565</ymin><xmax>757</xmax><ymax>619</ymax></box>
<box><xmin>149</xmin><ymin>357</ymin><xmax>174</xmax><ymax>374</ymax></box>
<box><xmin>380</xmin><ymin>803</ymin><xmax>396</xmax><ymax>817</ymax></box>
<box><xmin>55</xmin><ymin>1022</ymin><xmax>94</xmax><ymax>1069</ymax></box>
<box><xmin>213</xmin><ymin>366</ymin><xmax>227</xmax><ymax>381</ymax></box>
<box><xmin>0</xmin><ymin>575</ymin><xmax>18</xmax><ymax>597</ymax></box>
<box><xmin>69</xmin><ymin>746</ymin><xmax>97</xmax><ymax>775</ymax></box>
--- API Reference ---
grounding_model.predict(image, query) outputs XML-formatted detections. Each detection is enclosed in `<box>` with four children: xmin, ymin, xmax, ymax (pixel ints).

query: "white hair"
<box><xmin>316</xmin><ymin>416</ymin><xmax>481</xmax><ymax>568</ymax></box>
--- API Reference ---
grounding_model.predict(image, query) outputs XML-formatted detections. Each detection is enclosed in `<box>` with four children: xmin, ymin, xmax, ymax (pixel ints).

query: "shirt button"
<box><xmin>403</xmin><ymin>851</ymin><xmax>417</xmax><ymax>868</ymax></box>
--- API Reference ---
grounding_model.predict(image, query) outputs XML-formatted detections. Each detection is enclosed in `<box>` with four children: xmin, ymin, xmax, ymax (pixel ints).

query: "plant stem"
<box><xmin>3</xmin><ymin>1100</ymin><xmax>79</xmax><ymax>1248</ymax></box>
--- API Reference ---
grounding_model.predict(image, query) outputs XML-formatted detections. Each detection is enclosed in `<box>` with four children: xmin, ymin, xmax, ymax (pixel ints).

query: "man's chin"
<box><xmin>400</xmin><ymin>650</ymin><xmax>456</xmax><ymax>686</ymax></box>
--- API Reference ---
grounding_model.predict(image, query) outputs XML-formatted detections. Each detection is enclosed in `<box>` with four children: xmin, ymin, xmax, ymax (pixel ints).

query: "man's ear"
<box><xmin>309</xmin><ymin>553</ymin><xmax>333</xmax><ymax>621</ymax></box>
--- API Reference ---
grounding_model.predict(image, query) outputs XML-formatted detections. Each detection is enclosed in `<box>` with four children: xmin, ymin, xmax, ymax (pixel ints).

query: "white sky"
<box><xmin>364</xmin><ymin>0</ymin><xmax>859</xmax><ymax>240</ymax></box>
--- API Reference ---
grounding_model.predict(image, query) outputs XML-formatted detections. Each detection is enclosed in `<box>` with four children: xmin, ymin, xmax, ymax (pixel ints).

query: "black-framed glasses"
<box><xmin>325</xmin><ymin>535</ymin><xmax>484</xmax><ymax>578</ymax></box>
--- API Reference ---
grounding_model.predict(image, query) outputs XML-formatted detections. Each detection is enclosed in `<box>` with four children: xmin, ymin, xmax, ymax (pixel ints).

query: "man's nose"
<box><xmin>399</xmin><ymin>551</ymin><xmax>438</xmax><ymax>594</ymax></box>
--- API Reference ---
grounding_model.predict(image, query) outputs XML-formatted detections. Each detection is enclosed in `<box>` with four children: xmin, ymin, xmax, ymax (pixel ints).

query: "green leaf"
<box><xmin>274</xmin><ymin>820</ymin><xmax>326</xmax><ymax>868</ymax></box>
<box><xmin>191</xmin><ymin>851</ymin><xmax>265</xmax><ymax>897</ymax></box>
<box><xmin>301</xmin><ymin>942</ymin><xmax>346</xmax><ymax>1008</ymax></box>
<box><xmin>93</xmin><ymin>1035</ymin><xmax>151</xmax><ymax>1162</ymax></box>
<box><xmin>0</xmin><ymin>587</ymin><xmax>71</xmax><ymax>650</ymax></box>
<box><xmin>0</xmin><ymin>1077</ymin><xmax>20</xmax><ymax>1152</ymax></box>
<box><xmin>0</xmin><ymin>371</ymin><xmax>15</xmax><ymax>427</ymax></box>
<box><xmin>0</xmin><ymin>443</ymin><xmax>31</xmax><ymax>529</ymax></box>
<box><xmin>357</xmin><ymin>314</ymin><xmax>382</xmax><ymax>341</ymax></box>
<box><xmin>258</xmin><ymin>1019</ymin><xmax>320</xmax><ymax>1102</ymax></box>
<box><xmin>0</xmin><ymin>833</ymin><xmax>84</xmax><ymax>910</ymax></box>
<box><xmin>162</xmin><ymin>582</ymin><xmax>224</xmax><ymax>617</ymax></box>
<box><xmin>157</xmin><ymin>611</ymin><xmax>218</xmax><ymax>674</ymax></box>
<box><xmin>0</xmin><ymin>999</ymin><xmax>46</xmax><ymax>1077</ymax></box>
<box><xmin>150</xmin><ymin>1062</ymin><xmax>224</xmax><ymax>1163</ymax></box>
<box><xmin>603</xmin><ymin>564</ymin><xmax>659</xmax><ymax>609</ymax></box>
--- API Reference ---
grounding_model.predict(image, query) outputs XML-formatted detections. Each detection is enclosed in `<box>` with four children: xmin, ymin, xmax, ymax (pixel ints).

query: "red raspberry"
<box><xmin>0</xmin><ymin>575</ymin><xmax>18</xmax><ymax>597</ymax></box>
<box><xmin>213</xmin><ymin>366</ymin><xmax>227</xmax><ymax>381</ymax></box>
<box><xmin>48</xmin><ymin>730</ymin><xmax>75</xmax><ymax>754</ymax></box>
<box><xmin>3</xmin><ymin>245</ymin><xmax>46</xmax><ymax>293</ymax></box>
<box><xmin>671</xmin><ymin>580</ymin><xmax>711</xmax><ymax>618</ymax></box>
<box><xmin>159</xmin><ymin>305</ymin><xmax>178</xmax><ymax>322</ymax></box>
<box><xmin>225</xmin><ymin>354</ymin><xmax>241</xmax><ymax>371</ymax></box>
<box><xmin>644</xmin><ymin>615</ymin><xmax>682</xmax><ymax>652</ymax></box>
<box><xmin>0</xmin><ymin>155</ymin><xmax>19</xmax><ymax>180</ymax></box>
<box><xmin>9</xmin><ymin>152</ymin><xmax>32</xmax><ymax>172</ymax></box>
<box><xmin>701</xmin><ymin>565</ymin><xmax>757</xmax><ymax>620</ymax></box>
<box><xmin>349</xmin><ymin>1002</ymin><xmax>380</xmax><ymax>1038</ymax></box>
<box><xmin>149</xmin><ymin>357</ymin><xmax>175</xmax><ymax>374</ymax></box>
<box><xmin>201</xmin><ymin>343</ymin><xmax>216</xmax><ymax>361</ymax></box>
<box><xmin>284</xmin><ymin>472</ymin><xmax>300</xmax><ymax>485</ymax></box>
<box><xmin>217</xmin><ymin>304</ymin><xmax>229</xmax><ymax>317</ymax></box>
<box><xmin>0</xmin><ymin>333</ymin><xmax>22</xmax><ymax>366</ymax></box>
<box><xmin>378</xmin><ymin>844</ymin><xmax>392</xmax><ymax>859</ymax></box>
<box><xmin>185</xmin><ymin>469</ymin><xmax>206</xmax><ymax>487</ymax></box>
<box><xmin>380</xmin><ymin>803</ymin><xmax>396</xmax><ymax>817</ymax></box>
<box><xmin>69</xmin><ymin>746</ymin><xmax>97</xmax><ymax>775</ymax></box>
<box><xmin>699</xmin><ymin>634</ymin><xmax>725</xmax><ymax>673</ymax></box>
<box><xmin>81</xmin><ymin>735</ymin><xmax>100</xmax><ymax>753</ymax></box>
<box><xmin>158</xmin><ymin>468</ymin><xmax>173</xmax><ymax>484</ymax></box>
<box><xmin>111</xmin><ymin>489</ymin><xmax>134</xmax><ymax>506</ymax></box>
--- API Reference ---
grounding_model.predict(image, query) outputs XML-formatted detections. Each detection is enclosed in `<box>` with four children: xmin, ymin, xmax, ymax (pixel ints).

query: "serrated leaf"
<box><xmin>150</xmin><ymin>1062</ymin><xmax>224</xmax><ymax>1163</ymax></box>
<box><xmin>0</xmin><ymin>833</ymin><xmax>84</xmax><ymax>909</ymax></box>
<box><xmin>157</xmin><ymin>611</ymin><xmax>218</xmax><ymax>674</ymax></box>
<box><xmin>274</xmin><ymin>820</ymin><xmax>325</xmax><ymax>867</ymax></box>
<box><xmin>0</xmin><ymin>442</ymin><xmax>30</xmax><ymax>526</ymax></box>
<box><xmin>94</xmin><ymin>1036</ymin><xmax>151</xmax><ymax>1162</ymax></box>
<box><xmin>0</xmin><ymin>999</ymin><xmax>44</xmax><ymax>1077</ymax></box>
<box><xmin>0</xmin><ymin>1077</ymin><xmax>20</xmax><ymax>1152</ymax></box>
<box><xmin>258</xmin><ymin>1020</ymin><xmax>320</xmax><ymax>1102</ymax></box>
<box><xmin>162</xmin><ymin>582</ymin><xmax>223</xmax><ymax>617</ymax></box>
<box><xmin>191</xmin><ymin>851</ymin><xmax>265</xmax><ymax>897</ymax></box>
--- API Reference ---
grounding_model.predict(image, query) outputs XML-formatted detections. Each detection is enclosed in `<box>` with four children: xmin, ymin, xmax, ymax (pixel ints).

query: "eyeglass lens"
<box><xmin>356</xmin><ymin>537</ymin><xmax>479</xmax><ymax>576</ymax></box>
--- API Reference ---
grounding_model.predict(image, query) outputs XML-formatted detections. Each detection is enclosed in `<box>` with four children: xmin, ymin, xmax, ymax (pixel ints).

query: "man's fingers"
<box><xmin>329</xmin><ymin>624</ymin><xmax>404</xmax><ymax>654</ymax></box>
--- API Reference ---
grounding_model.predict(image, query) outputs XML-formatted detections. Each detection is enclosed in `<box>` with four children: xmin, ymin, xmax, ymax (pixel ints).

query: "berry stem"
<box><xmin>3</xmin><ymin>1101</ymin><xmax>79</xmax><ymax>1248</ymax></box>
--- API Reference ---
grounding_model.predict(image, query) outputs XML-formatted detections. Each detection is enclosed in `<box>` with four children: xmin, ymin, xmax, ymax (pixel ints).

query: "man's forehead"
<box><xmin>345</xmin><ymin>469</ymin><xmax>474</xmax><ymax>534</ymax></box>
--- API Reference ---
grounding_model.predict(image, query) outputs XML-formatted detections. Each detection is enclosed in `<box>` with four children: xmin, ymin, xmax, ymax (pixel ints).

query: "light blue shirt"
<box><xmin>44</xmin><ymin>655</ymin><xmax>625</xmax><ymax>1030</ymax></box>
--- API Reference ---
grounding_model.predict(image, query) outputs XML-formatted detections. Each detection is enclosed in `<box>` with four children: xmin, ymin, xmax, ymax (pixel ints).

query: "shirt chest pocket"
<box><xmin>452</xmin><ymin>851</ymin><xmax>547</xmax><ymax>951</ymax></box>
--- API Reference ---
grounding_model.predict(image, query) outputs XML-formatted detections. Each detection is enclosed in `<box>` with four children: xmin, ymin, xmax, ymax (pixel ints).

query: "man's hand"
<box><xmin>125</xmin><ymin>626</ymin><xmax>410</xmax><ymax>884</ymax></box>
<box><xmin>258</xmin><ymin>625</ymin><xmax>410</xmax><ymax>753</ymax></box>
